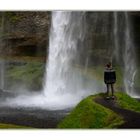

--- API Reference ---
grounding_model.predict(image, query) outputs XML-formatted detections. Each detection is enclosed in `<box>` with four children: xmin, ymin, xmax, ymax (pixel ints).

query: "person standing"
<box><xmin>104</xmin><ymin>62</ymin><xmax>116</xmax><ymax>99</ymax></box>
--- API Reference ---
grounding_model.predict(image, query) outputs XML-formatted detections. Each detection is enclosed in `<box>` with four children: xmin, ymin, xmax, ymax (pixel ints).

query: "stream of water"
<box><xmin>43</xmin><ymin>11</ymin><xmax>101</xmax><ymax>108</ymax></box>
<box><xmin>113</xmin><ymin>12</ymin><xmax>137</xmax><ymax>96</ymax></box>
<box><xmin>123</xmin><ymin>12</ymin><xmax>137</xmax><ymax>96</ymax></box>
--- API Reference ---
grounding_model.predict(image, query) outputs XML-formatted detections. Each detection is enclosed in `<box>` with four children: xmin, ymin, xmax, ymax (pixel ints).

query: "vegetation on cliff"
<box><xmin>0</xmin><ymin>123</ymin><xmax>31</xmax><ymax>128</ymax></box>
<box><xmin>6</xmin><ymin>61</ymin><xmax>45</xmax><ymax>91</ymax></box>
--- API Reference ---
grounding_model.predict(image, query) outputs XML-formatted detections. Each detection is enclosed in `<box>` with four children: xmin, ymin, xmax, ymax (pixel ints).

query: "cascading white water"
<box><xmin>1</xmin><ymin>11</ymin><xmax>138</xmax><ymax>110</ymax></box>
<box><xmin>114</xmin><ymin>12</ymin><xmax>137</xmax><ymax>96</ymax></box>
<box><xmin>43</xmin><ymin>11</ymin><xmax>97</xmax><ymax>107</ymax></box>
<box><xmin>1</xmin><ymin>11</ymin><xmax>102</xmax><ymax>110</ymax></box>
<box><xmin>123</xmin><ymin>12</ymin><xmax>137</xmax><ymax>96</ymax></box>
<box><xmin>44</xmin><ymin>11</ymin><xmax>85</xmax><ymax>96</ymax></box>
<box><xmin>113</xmin><ymin>12</ymin><xmax>119</xmax><ymax>62</ymax></box>
<box><xmin>0</xmin><ymin>14</ymin><xmax>5</xmax><ymax>90</ymax></box>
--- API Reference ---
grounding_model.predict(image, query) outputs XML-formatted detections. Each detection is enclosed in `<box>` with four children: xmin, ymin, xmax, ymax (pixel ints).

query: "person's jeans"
<box><xmin>106</xmin><ymin>84</ymin><xmax>114</xmax><ymax>96</ymax></box>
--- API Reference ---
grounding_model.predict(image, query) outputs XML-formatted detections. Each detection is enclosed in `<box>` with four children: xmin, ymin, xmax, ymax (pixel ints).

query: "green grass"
<box><xmin>116</xmin><ymin>92</ymin><xmax>140</xmax><ymax>113</ymax></box>
<box><xmin>58</xmin><ymin>94</ymin><xmax>124</xmax><ymax>129</ymax></box>
<box><xmin>0</xmin><ymin>123</ymin><xmax>32</xmax><ymax>129</ymax></box>
<box><xmin>6</xmin><ymin>62</ymin><xmax>45</xmax><ymax>90</ymax></box>
<box><xmin>58</xmin><ymin>92</ymin><xmax>140</xmax><ymax>129</ymax></box>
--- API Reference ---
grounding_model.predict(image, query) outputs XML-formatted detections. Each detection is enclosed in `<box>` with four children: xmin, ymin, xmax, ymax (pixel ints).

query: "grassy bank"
<box><xmin>58</xmin><ymin>94</ymin><xmax>124</xmax><ymax>128</ymax></box>
<box><xmin>116</xmin><ymin>92</ymin><xmax>140</xmax><ymax>113</ymax></box>
<box><xmin>58</xmin><ymin>92</ymin><xmax>140</xmax><ymax>128</ymax></box>
<box><xmin>0</xmin><ymin>123</ymin><xmax>32</xmax><ymax>129</ymax></box>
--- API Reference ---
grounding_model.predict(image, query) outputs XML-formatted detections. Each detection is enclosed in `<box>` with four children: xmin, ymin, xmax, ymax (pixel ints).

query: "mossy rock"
<box><xmin>58</xmin><ymin>93</ymin><xmax>124</xmax><ymax>128</ymax></box>
<box><xmin>0</xmin><ymin>123</ymin><xmax>32</xmax><ymax>129</ymax></box>
<box><xmin>116</xmin><ymin>92</ymin><xmax>140</xmax><ymax>113</ymax></box>
<box><xmin>58</xmin><ymin>92</ymin><xmax>140</xmax><ymax>128</ymax></box>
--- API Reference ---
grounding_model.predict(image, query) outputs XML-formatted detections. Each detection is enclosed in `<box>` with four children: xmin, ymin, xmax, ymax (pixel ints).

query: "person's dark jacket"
<box><xmin>104</xmin><ymin>68</ymin><xmax>116</xmax><ymax>84</ymax></box>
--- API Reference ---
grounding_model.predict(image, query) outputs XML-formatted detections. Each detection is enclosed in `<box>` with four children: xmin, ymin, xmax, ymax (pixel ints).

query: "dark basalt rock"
<box><xmin>0</xmin><ymin>12</ymin><xmax>51</xmax><ymax>57</ymax></box>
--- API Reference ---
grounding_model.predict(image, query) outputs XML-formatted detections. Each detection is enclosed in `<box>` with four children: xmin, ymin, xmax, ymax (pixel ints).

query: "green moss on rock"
<box><xmin>58</xmin><ymin>92</ymin><xmax>140</xmax><ymax>129</ymax></box>
<box><xmin>58</xmin><ymin>94</ymin><xmax>124</xmax><ymax>128</ymax></box>
<box><xmin>116</xmin><ymin>92</ymin><xmax>140</xmax><ymax>113</ymax></box>
<box><xmin>6</xmin><ymin>61</ymin><xmax>45</xmax><ymax>91</ymax></box>
<box><xmin>0</xmin><ymin>123</ymin><xmax>31</xmax><ymax>129</ymax></box>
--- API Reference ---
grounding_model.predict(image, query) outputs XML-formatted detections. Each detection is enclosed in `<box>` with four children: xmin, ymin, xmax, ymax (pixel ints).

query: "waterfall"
<box><xmin>113</xmin><ymin>12</ymin><xmax>137</xmax><ymax>96</ymax></box>
<box><xmin>123</xmin><ymin>12</ymin><xmax>137</xmax><ymax>96</ymax></box>
<box><xmin>44</xmin><ymin>11</ymin><xmax>92</xmax><ymax>103</ymax></box>
<box><xmin>42</xmin><ymin>11</ymin><xmax>102</xmax><ymax>108</ymax></box>
<box><xmin>0</xmin><ymin>13</ymin><xmax>5</xmax><ymax>90</ymax></box>
<box><xmin>113</xmin><ymin>12</ymin><xmax>119</xmax><ymax>62</ymax></box>
<box><xmin>1</xmin><ymin>11</ymin><xmax>102</xmax><ymax>110</ymax></box>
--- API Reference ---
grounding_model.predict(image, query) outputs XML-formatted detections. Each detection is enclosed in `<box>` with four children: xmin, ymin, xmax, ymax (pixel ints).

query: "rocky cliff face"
<box><xmin>85</xmin><ymin>12</ymin><xmax>114</xmax><ymax>66</ymax></box>
<box><xmin>84</xmin><ymin>12</ymin><xmax>140</xmax><ymax>66</ymax></box>
<box><xmin>0</xmin><ymin>11</ymin><xmax>51</xmax><ymax>57</ymax></box>
<box><xmin>0</xmin><ymin>11</ymin><xmax>139</xmax><ymax>63</ymax></box>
